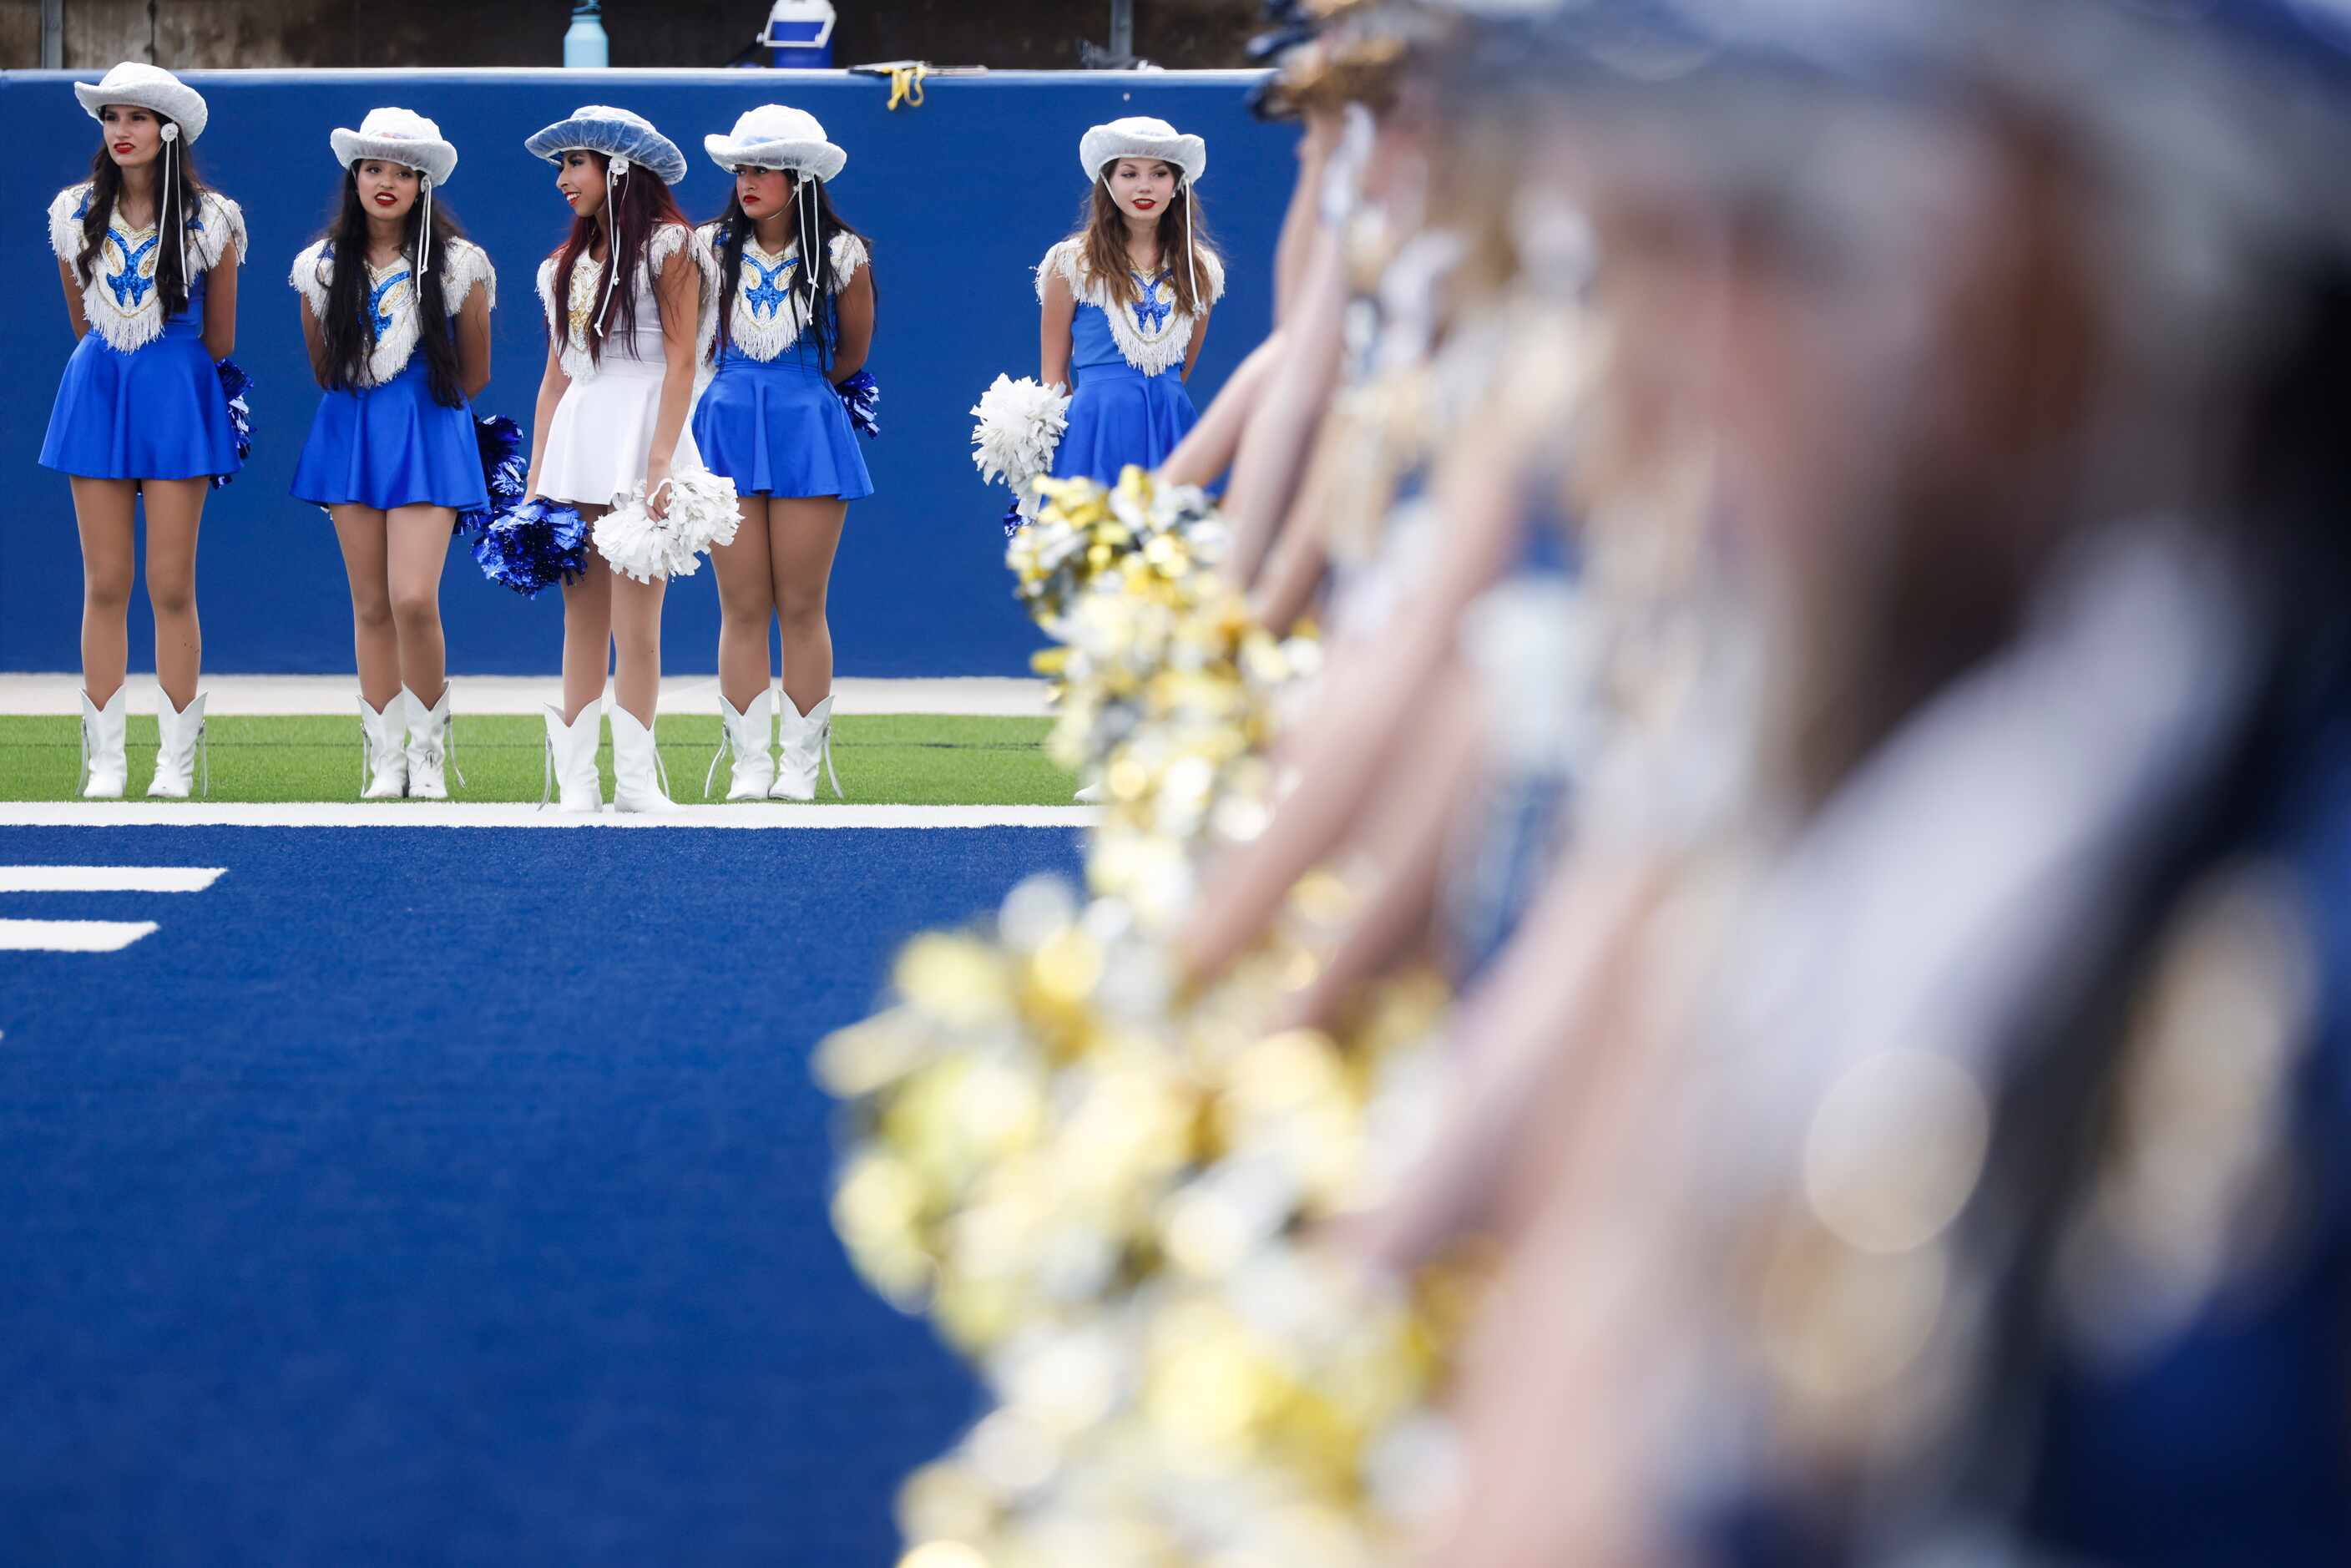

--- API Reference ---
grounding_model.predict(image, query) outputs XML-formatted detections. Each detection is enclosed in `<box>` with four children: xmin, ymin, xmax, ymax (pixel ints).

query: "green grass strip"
<box><xmin>0</xmin><ymin>712</ymin><xmax>1074</xmax><ymax>807</ymax></box>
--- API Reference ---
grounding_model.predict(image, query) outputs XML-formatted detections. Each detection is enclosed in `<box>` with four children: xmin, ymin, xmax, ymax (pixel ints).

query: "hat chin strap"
<box><xmin>1183</xmin><ymin>180</ymin><xmax>1196</xmax><ymax>316</ymax></box>
<box><xmin>416</xmin><ymin>175</ymin><xmax>433</xmax><ymax>281</ymax></box>
<box><xmin>159</xmin><ymin>120</ymin><xmax>180</xmax><ymax>270</ymax></box>
<box><xmin>594</xmin><ymin>155</ymin><xmax>631</xmax><ymax>336</ymax></box>
<box><xmin>796</xmin><ymin>174</ymin><xmax>822</xmax><ymax>330</ymax></box>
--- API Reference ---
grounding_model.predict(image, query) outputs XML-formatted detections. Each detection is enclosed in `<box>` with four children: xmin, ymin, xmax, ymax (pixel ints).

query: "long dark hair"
<box><xmin>708</xmin><ymin>173</ymin><xmax>873</xmax><ymax>377</ymax></box>
<box><xmin>308</xmin><ymin>169</ymin><xmax>470</xmax><ymax>407</ymax></box>
<box><xmin>74</xmin><ymin>121</ymin><xmax>208</xmax><ymax>321</ymax></box>
<box><xmin>548</xmin><ymin>150</ymin><xmax>692</xmax><ymax>367</ymax></box>
<box><xmin>1069</xmin><ymin>164</ymin><xmax>1217</xmax><ymax>318</ymax></box>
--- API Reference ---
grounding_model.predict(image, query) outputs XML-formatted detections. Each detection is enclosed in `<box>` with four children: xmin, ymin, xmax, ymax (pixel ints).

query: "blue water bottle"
<box><xmin>564</xmin><ymin>0</ymin><xmax>610</xmax><ymax>68</ymax></box>
<box><xmin>765</xmin><ymin>0</ymin><xmax>837</xmax><ymax>68</ymax></box>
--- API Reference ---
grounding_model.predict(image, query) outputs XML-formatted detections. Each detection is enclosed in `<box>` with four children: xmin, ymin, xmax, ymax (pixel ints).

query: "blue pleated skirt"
<box><xmin>40</xmin><ymin>318</ymin><xmax>241</xmax><ymax>483</ymax></box>
<box><xmin>291</xmin><ymin>359</ymin><xmax>489</xmax><ymax>513</ymax></box>
<box><xmin>691</xmin><ymin>351</ymin><xmax>873</xmax><ymax>502</ymax></box>
<box><xmin>1050</xmin><ymin>360</ymin><xmax>1198</xmax><ymax>484</ymax></box>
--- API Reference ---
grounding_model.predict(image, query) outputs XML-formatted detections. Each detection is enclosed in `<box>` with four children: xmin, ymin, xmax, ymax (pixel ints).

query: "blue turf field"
<box><xmin>0</xmin><ymin>825</ymin><xmax>1084</xmax><ymax>1565</ymax></box>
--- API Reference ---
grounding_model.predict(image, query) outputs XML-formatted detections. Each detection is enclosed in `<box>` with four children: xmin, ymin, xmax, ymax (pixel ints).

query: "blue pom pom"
<box><xmin>472</xmin><ymin>496</ymin><xmax>590</xmax><ymax>599</ymax></box>
<box><xmin>457</xmin><ymin>415</ymin><xmax>529</xmax><ymax>538</ymax></box>
<box><xmin>835</xmin><ymin>370</ymin><xmax>882</xmax><ymax>440</ymax></box>
<box><xmin>1000</xmin><ymin>498</ymin><xmax>1026</xmax><ymax>539</ymax></box>
<box><xmin>210</xmin><ymin>358</ymin><xmax>255</xmax><ymax>491</ymax></box>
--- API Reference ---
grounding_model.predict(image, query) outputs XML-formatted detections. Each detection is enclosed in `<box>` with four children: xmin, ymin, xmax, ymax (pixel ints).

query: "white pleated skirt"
<box><xmin>536</xmin><ymin>358</ymin><xmax>714</xmax><ymax>510</ymax></box>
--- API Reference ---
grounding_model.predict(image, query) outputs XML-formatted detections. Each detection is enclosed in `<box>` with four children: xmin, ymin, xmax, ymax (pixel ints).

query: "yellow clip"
<box><xmin>887</xmin><ymin>64</ymin><xmax>929</xmax><ymax>111</ymax></box>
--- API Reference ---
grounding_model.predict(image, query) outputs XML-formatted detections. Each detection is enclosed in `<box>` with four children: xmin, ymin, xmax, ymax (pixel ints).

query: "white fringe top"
<box><xmin>48</xmin><ymin>182</ymin><xmax>248</xmax><ymax>353</ymax></box>
<box><xmin>534</xmin><ymin>221</ymin><xmax>719</xmax><ymax>383</ymax></box>
<box><xmin>1036</xmin><ymin>236</ymin><xmax>1226</xmax><ymax>378</ymax></box>
<box><xmin>694</xmin><ymin>224</ymin><xmax>868</xmax><ymax>363</ymax></box>
<box><xmin>289</xmin><ymin>236</ymin><xmax>495</xmax><ymax>388</ymax></box>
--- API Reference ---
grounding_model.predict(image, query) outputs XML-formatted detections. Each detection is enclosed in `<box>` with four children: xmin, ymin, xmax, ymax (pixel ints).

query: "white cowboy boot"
<box><xmin>148</xmin><ymin>690</ymin><xmax>208</xmax><ymax>800</ymax></box>
<box><xmin>79</xmin><ymin>688</ymin><xmax>127</xmax><ymax>799</ymax></box>
<box><xmin>609</xmin><ymin>705</ymin><xmax>675</xmax><ymax>812</ymax></box>
<box><xmin>542</xmin><ymin>700</ymin><xmax>604</xmax><ymax>814</ymax></box>
<box><xmin>705</xmin><ymin>685</ymin><xmax>777</xmax><ymax>802</ymax></box>
<box><xmin>359</xmin><ymin>695</ymin><xmax>408</xmax><ymax>800</ymax></box>
<box><xmin>771</xmin><ymin>691</ymin><xmax>841</xmax><ymax>802</ymax></box>
<box><xmin>402</xmin><ymin>685</ymin><xmax>462</xmax><ymax>801</ymax></box>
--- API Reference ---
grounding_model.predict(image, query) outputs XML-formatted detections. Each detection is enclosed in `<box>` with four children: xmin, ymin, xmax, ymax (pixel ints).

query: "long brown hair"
<box><xmin>1069</xmin><ymin>164</ymin><xmax>1217</xmax><ymax>319</ymax></box>
<box><xmin>311</xmin><ymin>171</ymin><xmax>472</xmax><ymax>407</ymax></box>
<box><xmin>547</xmin><ymin>150</ymin><xmax>692</xmax><ymax>366</ymax></box>
<box><xmin>73</xmin><ymin>123</ymin><xmax>210</xmax><ymax>321</ymax></box>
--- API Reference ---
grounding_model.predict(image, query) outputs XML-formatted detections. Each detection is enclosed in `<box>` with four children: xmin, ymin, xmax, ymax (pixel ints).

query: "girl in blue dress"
<box><xmin>42</xmin><ymin>63</ymin><xmax>246</xmax><ymax>801</ymax></box>
<box><xmin>1038</xmin><ymin>117</ymin><xmax>1225</xmax><ymax>485</ymax></box>
<box><xmin>290</xmin><ymin>108</ymin><xmax>497</xmax><ymax>802</ymax></box>
<box><xmin>693</xmin><ymin>104</ymin><xmax>876</xmax><ymax>802</ymax></box>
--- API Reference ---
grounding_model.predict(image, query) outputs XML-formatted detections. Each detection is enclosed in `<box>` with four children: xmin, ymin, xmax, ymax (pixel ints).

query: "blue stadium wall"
<box><xmin>0</xmin><ymin>68</ymin><xmax>1284</xmax><ymax>676</ymax></box>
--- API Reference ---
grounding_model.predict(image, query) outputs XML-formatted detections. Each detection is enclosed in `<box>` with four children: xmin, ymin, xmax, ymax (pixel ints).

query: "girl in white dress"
<box><xmin>519</xmin><ymin>105</ymin><xmax>725</xmax><ymax>813</ymax></box>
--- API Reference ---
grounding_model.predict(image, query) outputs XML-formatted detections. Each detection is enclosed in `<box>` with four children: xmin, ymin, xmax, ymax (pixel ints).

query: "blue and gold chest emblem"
<box><xmin>1129</xmin><ymin>269</ymin><xmax>1174</xmax><ymax>335</ymax></box>
<box><xmin>103</xmin><ymin>226</ymin><xmax>161</xmax><ymax>311</ymax></box>
<box><xmin>367</xmin><ymin>263</ymin><xmax>414</xmax><ymax>336</ymax></box>
<box><xmin>741</xmin><ymin>247</ymin><xmax>801</xmax><ymax>321</ymax></box>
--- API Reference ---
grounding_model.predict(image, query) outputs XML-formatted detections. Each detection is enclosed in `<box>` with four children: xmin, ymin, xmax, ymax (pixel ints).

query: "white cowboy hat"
<box><xmin>73</xmin><ymin>62</ymin><xmax>209</xmax><ymax>144</ymax></box>
<box><xmin>523</xmin><ymin>104</ymin><xmax>689</xmax><ymax>185</ymax></box>
<box><xmin>330</xmin><ymin>107</ymin><xmax>459</xmax><ymax>187</ymax></box>
<box><xmin>705</xmin><ymin>104</ymin><xmax>847</xmax><ymax>182</ymax></box>
<box><xmin>1078</xmin><ymin>116</ymin><xmax>1206</xmax><ymax>186</ymax></box>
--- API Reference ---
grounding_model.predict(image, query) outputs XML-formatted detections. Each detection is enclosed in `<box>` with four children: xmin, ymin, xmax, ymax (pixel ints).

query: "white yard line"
<box><xmin>0</xmin><ymin>866</ymin><xmax>225</xmax><ymax>893</ymax></box>
<box><xmin>0</xmin><ymin>803</ymin><xmax>1095</xmax><ymax>831</ymax></box>
<box><xmin>0</xmin><ymin>675</ymin><xmax>1053</xmax><ymax>719</ymax></box>
<box><xmin>0</xmin><ymin>918</ymin><xmax>159</xmax><ymax>953</ymax></box>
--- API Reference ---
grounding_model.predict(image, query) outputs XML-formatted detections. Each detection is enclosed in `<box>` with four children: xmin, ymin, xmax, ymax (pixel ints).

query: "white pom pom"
<box><xmin>593</xmin><ymin>466</ymin><xmax>742</xmax><ymax>584</ymax></box>
<box><xmin>969</xmin><ymin>373</ymin><xmax>1072</xmax><ymax>497</ymax></box>
<box><xmin>593</xmin><ymin>503</ymin><xmax>669</xmax><ymax>584</ymax></box>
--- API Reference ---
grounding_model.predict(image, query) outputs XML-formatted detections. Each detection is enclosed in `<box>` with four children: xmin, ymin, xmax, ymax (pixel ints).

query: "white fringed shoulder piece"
<box><xmin>186</xmin><ymin>191</ymin><xmax>247</xmax><ymax>274</ymax></box>
<box><xmin>535</xmin><ymin>251</ymin><xmax>561</xmax><ymax>336</ymax></box>
<box><xmin>1034</xmin><ymin>237</ymin><xmax>1084</xmax><ymax>304</ymax></box>
<box><xmin>48</xmin><ymin>184</ymin><xmax>93</xmax><ymax>265</ymax></box>
<box><xmin>1196</xmin><ymin>245</ymin><xmax>1227</xmax><ymax>306</ymax></box>
<box><xmin>645</xmin><ymin>221</ymin><xmax>720</xmax><ymax>372</ymax></box>
<box><xmin>644</xmin><ymin>220</ymin><xmax>695</xmax><ymax>284</ymax></box>
<box><xmin>288</xmin><ymin>237</ymin><xmax>334</xmax><ymax>320</ymax></box>
<box><xmin>437</xmin><ymin>237</ymin><xmax>497</xmax><ymax>316</ymax></box>
<box><xmin>829</xmin><ymin>230</ymin><xmax>868</xmax><ymax>288</ymax></box>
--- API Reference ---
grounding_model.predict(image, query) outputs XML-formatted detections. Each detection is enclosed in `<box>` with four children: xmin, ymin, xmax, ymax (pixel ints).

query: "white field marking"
<box><xmin>0</xmin><ymin>866</ymin><xmax>225</xmax><ymax>893</ymax></box>
<box><xmin>0</xmin><ymin>675</ymin><xmax>1053</xmax><ymax>719</ymax></box>
<box><xmin>0</xmin><ymin>918</ymin><xmax>159</xmax><ymax>953</ymax></box>
<box><xmin>0</xmin><ymin>803</ymin><xmax>1097</xmax><ymax>831</ymax></box>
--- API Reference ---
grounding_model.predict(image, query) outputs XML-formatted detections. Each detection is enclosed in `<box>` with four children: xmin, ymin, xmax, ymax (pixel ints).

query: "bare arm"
<box><xmin>523</xmin><ymin>336</ymin><xmax>570</xmax><ymax>502</ymax></box>
<box><xmin>1248</xmin><ymin>469</ymin><xmax>1332</xmax><ymax>632</ymax></box>
<box><xmin>1178</xmin><ymin>412</ymin><xmax>1534</xmax><ymax>987</ymax></box>
<box><xmin>1039</xmin><ymin>266</ymin><xmax>1075</xmax><ymax>391</ymax></box>
<box><xmin>1160</xmin><ymin>331</ymin><xmax>1283</xmax><ymax>489</ymax></box>
<box><xmin>1272</xmin><ymin>114</ymin><xmax>1339</xmax><ymax>326</ymax></box>
<box><xmin>642</xmin><ymin>241</ymin><xmax>701</xmax><ymax>518</ymax></box>
<box><xmin>1181</xmin><ymin>302</ymin><xmax>1211</xmax><ymax>382</ymax></box>
<box><xmin>57</xmin><ymin>258</ymin><xmax>89</xmax><ymax>341</ymax></box>
<box><xmin>1223</xmin><ymin>225</ymin><xmax>1347</xmax><ymax>584</ymax></box>
<box><xmin>456</xmin><ymin>286</ymin><xmax>493</xmax><ymax>402</ymax></box>
<box><xmin>829</xmin><ymin>266</ymin><xmax>874</xmax><ymax>383</ymax></box>
<box><xmin>200</xmin><ymin>256</ymin><xmax>238</xmax><ymax>361</ymax></box>
<box><xmin>298</xmin><ymin>296</ymin><xmax>332</xmax><ymax>387</ymax></box>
